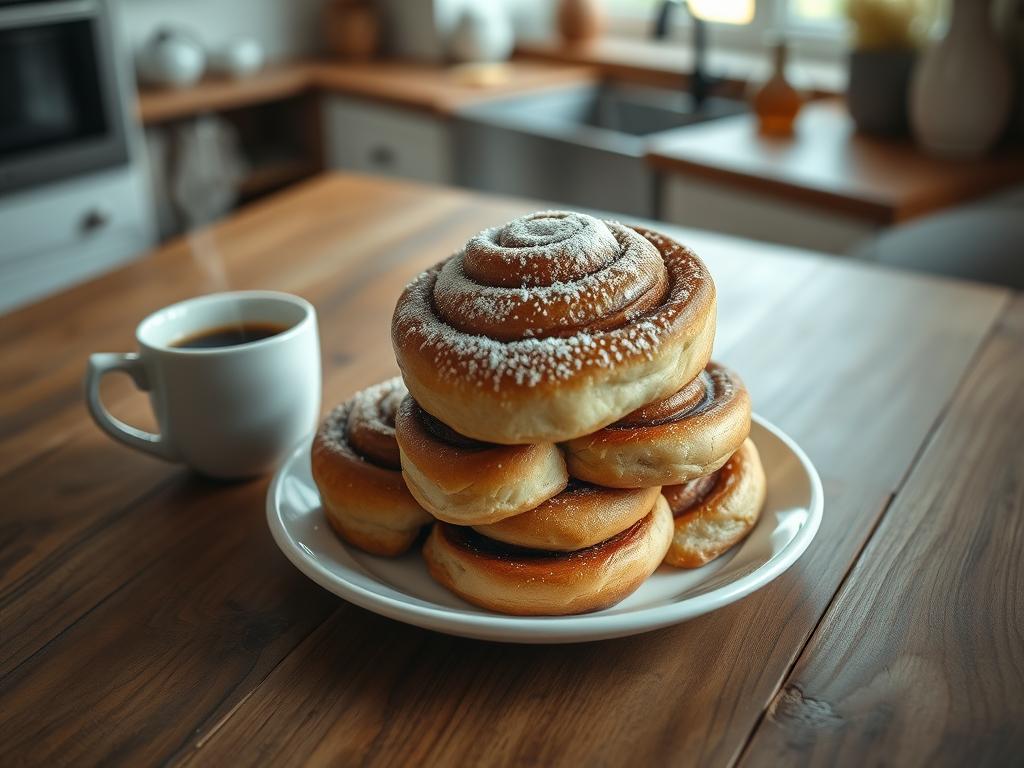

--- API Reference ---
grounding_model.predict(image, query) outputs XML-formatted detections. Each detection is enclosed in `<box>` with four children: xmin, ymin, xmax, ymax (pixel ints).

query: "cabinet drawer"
<box><xmin>324</xmin><ymin>95</ymin><xmax>452</xmax><ymax>184</ymax></box>
<box><xmin>0</xmin><ymin>222</ymin><xmax>151</xmax><ymax>315</ymax></box>
<box><xmin>0</xmin><ymin>167</ymin><xmax>151</xmax><ymax>265</ymax></box>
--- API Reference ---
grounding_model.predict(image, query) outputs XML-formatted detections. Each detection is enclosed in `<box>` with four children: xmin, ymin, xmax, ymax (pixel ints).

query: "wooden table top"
<box><xmin>2</xmin><ymin>173</ymin><xmax>1021</xmax><ymax>766</ymax></box>
<box><xmin>647</xmin><ymin>100</ymin><xmax>1024</xmax><ymax>225</ymax></box>
<box><xmin>137</xmin><ymin>60</ymin><xmax>597</xmax><ymax>124</ymax></box>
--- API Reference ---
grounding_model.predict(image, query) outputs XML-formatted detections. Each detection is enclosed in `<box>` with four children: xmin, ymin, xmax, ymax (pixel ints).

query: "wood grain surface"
<box><xmin>741</xmin><ymin>296</ymin><xmax>1024</xmax><ymax>767</ymax></box>
<box><xmin>0</xmin><ymin>173</ymin><xmax>1016</xmax><ymax>767</ymax></box>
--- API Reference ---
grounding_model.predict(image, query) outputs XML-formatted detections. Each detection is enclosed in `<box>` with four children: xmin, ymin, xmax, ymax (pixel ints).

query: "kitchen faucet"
<box><xmin>653</xmin><ymin>0</ymin><xmax>715</xmax><ymax>110</ymax></box>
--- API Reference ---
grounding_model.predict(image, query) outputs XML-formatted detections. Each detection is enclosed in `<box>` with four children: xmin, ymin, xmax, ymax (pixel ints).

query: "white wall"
<box><xmin>117</xmin><ymin>0</ymin><xmax>328</xmax><ymax>61</ymax></box>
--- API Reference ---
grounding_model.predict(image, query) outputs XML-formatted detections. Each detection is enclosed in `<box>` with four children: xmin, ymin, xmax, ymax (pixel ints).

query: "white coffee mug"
<box><xmin>85</xmin><ymin>291</ymin><xmax>321</xmax><ymax>479</ymax></box>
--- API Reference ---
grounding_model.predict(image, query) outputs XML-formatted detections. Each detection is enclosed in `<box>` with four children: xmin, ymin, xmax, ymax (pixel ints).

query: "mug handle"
<box><xmin>85</xmin><ymin>353</ymin><xmax>177</xmax><ymax>461</ymax></box>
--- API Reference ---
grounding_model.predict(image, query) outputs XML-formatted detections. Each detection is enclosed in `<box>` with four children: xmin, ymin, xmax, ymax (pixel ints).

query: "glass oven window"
<box><xmin>0</xmin><ymin>18</ymin><xmax>108</xmax><ymax>158</ymax></box>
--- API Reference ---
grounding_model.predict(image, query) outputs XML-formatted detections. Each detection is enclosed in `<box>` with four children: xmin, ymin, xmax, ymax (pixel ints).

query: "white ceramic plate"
<box><xmin>267</xmin><ymin>414</ymin><xmax>823</xmax><ymax>644</ymax></box>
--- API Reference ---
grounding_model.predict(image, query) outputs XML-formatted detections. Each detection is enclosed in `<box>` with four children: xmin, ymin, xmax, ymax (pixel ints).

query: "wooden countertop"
<box><xmin>647</xmin><ymin>99</ymin><xmax>1024</xmax><ymax>224</ymax></box>
<box><xmin>2</xmin><ymin>173</ymin><xmax>1022</xmax><ymax>765</ymax></box>
<box><xmin>137</xmin><ymin>59</ymin><xmax>598</xmax><ymax>124</ymax></box>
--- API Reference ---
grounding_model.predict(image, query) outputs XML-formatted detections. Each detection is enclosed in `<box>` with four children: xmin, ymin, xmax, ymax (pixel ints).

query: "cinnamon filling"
<box><xmin>613</xmin><ymin>370</ymin><xmax>712</xmax><ymax>428</ymax></box>
<box><xmin>415</xmin><ymin>401</ymin><xmax>491</xmax><ymax>452</ymax></box>
<box><xmin>443</xmin><ymin>512</ymin><xmax>649</xmax><ymax>562</ymax></box>
<box><xmin>663</xmin><ymin>472</ymin><xmax>720</xmax><ymax>517</ymax></box>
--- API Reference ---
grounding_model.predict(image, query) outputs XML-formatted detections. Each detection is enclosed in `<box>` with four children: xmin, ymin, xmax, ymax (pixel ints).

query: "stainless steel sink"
<box><xmin>453</xmin><ymin>83</ymin><xmax>746</xmax><ymax>218</ymax></box>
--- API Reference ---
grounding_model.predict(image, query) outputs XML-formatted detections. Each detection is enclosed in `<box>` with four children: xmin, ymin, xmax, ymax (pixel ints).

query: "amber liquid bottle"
<box><xmin>753</xmin><ymin>40</ymin><xmax>803</xmax><ymax>136</ymax></box>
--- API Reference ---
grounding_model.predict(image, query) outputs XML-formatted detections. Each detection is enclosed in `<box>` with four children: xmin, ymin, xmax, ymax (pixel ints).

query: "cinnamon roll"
<box><xmin>394</xmin><ymin>396</ymin><xmax>568</xmax><ymax>526</ymax></box>
<box><xmin>474</xmin><ymin>483</ymin><xmax>662</xmax><ymax>552</ymax></box>
<box><xmin>562</xmin><ymin>362</ymin><xmax>751</xmax><ymax>488</ymax></box>
<box><xmin>423</xmin><ymin>495</ymin><xmax>673</xmax><ymax>616</ymax></box>
<box><xmin>392</xmin><ymin>211</ymin><xmax>716</xmax><ymax>445</ymax></box>
<box><xmin>663</xmin><ymin>439</ymin><xmax>766</xmax><ymax>568</ymax></box>
<box><xmin>311</xmin><ymin>378</ymin><xmax>432</xmax><ymax>556</ymax></box>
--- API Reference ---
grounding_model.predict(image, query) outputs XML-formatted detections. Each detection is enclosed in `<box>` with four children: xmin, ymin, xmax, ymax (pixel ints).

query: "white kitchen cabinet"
<box><xmin>0</xmin><ymin>166</ymin><xmax>155</xmax><ymax>315</ymax></box>
<box><xmin>659</xmin><ymin>174</ymin><xmax>878</xmax><ymax>255</ymax></box>
<box><xmin>323</xmin><ymin>95</ymin><xmax>453</xmax><ymax>184</ymax></box>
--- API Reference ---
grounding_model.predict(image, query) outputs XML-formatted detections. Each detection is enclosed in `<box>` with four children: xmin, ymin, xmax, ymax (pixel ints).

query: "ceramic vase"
<box><xmin>752</xmin><ymin>40</ymin><xmax>802</xmax><ymax>136</ymax></box>
<box><xmin>558</xmin><ymin>0</ymin><xmax>605</xmax><ymax>43</ymax></box>
<box><xmin>448</xmin><ymin>4</ymin><xmax>514</xmax><ymax>63</ymax></box>
<box><xmin>324</xmin><ymin>0</ymin><xmax>381</xmax><ymax>62</ymax></box>
<box><xmin>910</xmin><ymin>0</ymin><xmax>1012</xmax><ymax>157</ymax></box>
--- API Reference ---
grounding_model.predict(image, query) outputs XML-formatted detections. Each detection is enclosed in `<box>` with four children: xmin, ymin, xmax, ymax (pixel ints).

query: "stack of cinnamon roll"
<box><xmin>312</xmin><ymin>212</ymin><xmax>766</xmax><ymax>616</ymax></box>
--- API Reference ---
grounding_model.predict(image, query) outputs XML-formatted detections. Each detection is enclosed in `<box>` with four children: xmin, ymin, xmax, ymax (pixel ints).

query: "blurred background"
<box><xmin>2</xmin><ymin>0</ymin><xmax>1023</xmax><ymax>315</ymax></box>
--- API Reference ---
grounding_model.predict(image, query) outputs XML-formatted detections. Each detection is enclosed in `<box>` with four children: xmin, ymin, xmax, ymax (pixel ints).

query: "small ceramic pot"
<box><xmin>137</xmin><ymin>27</ymin><xmax>206</xmax><ymax>87</ymax></box>
<box><xmin>211</xmin><ymin>39</ymin><xmax>265</xmax><ymax>78</ymax></box>
<box><xmin>847</xmin><ymin>48</ymin><xmax>915</xmax><ymax>136</ymax></box>
<box><xmin>558</xmin><ymin>0</ymin><xmax>605</xmax><ymax>43</ymax></box>
<box><xmin>324</xmin><ymin>1</ymin><xmax>381</xmax><ymax>62</ymax></box>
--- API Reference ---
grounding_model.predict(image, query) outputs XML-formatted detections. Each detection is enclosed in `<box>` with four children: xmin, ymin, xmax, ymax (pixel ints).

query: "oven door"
<box><xmin>0</xmin><ymin>0</ymin><xmax>130</xmax><ymax>195</ymax></box>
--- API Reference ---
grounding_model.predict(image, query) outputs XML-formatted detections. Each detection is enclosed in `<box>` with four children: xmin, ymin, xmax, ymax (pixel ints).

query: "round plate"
<box><xmin>267</xmin><ymin>414</ymin><xmax>823</xmax><ymax>644</ymax></box>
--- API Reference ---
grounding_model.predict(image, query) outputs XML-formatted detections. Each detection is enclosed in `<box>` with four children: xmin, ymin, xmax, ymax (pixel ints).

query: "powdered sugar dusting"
<box><xmin>463</xmin><ymin>211</ymin><xmax>619</xmax><ymax>288</ymax></box>
<box><xmin>435</xmin><ymin>221</ymin><xmax>669</xmax><ymax>339</ymax></box>
<box><xmin>392</xmin><ymin>222</ymin><xmax>713</xmax><ymax>393</ymax></box>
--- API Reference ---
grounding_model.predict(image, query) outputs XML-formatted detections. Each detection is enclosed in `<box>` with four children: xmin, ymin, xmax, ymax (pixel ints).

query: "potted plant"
<box><xmin>845</xmin><ymin>0</ymin><xmax>922</xmax><ymax>135</ymax></box>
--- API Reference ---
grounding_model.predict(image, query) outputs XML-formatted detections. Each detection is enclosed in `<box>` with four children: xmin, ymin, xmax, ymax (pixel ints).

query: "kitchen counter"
<box><xmin>518</xmin><ymin>37</ymin><xmax>845</xmax><ymax>96</ymax></box>
<box><xmin>648</xmin><ymin>99</ymin><xmax>1024</xmax><ymax>225</ymax></box>
<box><xmin>136</xmin><ymin>59</ymin><xmax>598</xmax><ymax>124</ymax></box>
<box><xmin>2</xmin><ymin>173</ymin><xmax>1021</xmax><ymax>765</ymax></box>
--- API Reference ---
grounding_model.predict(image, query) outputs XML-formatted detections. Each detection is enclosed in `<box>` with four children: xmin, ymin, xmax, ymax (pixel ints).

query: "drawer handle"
<box><xmin>81</xmin><ymin>209</ymin><xmax>111</xmax><ymax>234</ymax></box>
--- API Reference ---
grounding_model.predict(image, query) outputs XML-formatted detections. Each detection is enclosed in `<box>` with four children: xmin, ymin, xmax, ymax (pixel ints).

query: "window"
<box><xmin>788</xmin><ymin>0</ymin><xmax>846</xmax><ymax>28</ymax></box>
<box><xmin>604</xmin><ymin>0</ymin><xmax>848</xmax><ymax>53</ymax></box>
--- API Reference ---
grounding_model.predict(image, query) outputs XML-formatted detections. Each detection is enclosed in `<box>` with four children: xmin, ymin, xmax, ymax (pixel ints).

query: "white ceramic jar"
<box><xmin>137</xmin><ymin>27</ymin><xmax>206</xmax><ymax>87</ymax></box>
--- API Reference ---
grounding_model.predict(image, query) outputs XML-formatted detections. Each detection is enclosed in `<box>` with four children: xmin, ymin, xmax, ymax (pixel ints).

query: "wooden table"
<box><xmin>1</xmin><ymin>174</ymin><xmax>1021</xmax><ymax>766</ymax></box>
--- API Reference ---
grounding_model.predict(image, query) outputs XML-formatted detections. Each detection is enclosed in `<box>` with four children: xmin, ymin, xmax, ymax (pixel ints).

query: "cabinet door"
<box><xmin>323</xmin><ymin>95</ymin><xmax>452</xmax><ymax>184</ymax></box>
<box><xmin>0</xmin><ymin>223</ymin><xmax>152</xmax><ymax>315</ymax></box>
<box><xmin>660</xmin><ymin>175</ymin><xmax>877</xmax><ymax>255</ymax></box>
<box><xmin>0</xmin><ymin>167</ymin><xmax>154</xmax><ymax>314</ymax></box>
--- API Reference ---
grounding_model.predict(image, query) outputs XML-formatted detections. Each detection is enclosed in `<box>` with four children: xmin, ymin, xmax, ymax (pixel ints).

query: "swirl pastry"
<box><xmin>474</xmin><ymin>483</ymin><xmax>662</xmax><ymax>551</ymax></box>
<box><xmin>423</xmin><ymin>496</ymin><xmax>673</xmax><ymax>615</ymax></box>
<box><xmin>394</xmin><ymin>396</ymin><xmax>568</xmax><ymax>526</ymax></box>
<box><xmin>311</xmin><ymin>378</ymin><xmax>433</xmax><ymax>556</ymax></box>
<box><xmin>392</xmin><ymin>211</ymin><xmax>716</xmax><ymax>445</ymax></box>
<box><xmin>562</xmin><ymin>362</ymin><xmax>751</xmax><ymax>488</ymax></box>
<box><xmin>663</xmin><ymin>439</ymin><xmax>766</xmax><ymax>568</ymax></box>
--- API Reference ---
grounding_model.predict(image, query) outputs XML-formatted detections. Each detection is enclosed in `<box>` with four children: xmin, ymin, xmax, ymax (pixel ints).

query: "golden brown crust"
<box><xmin>662</xmin><ymin>438</ymin><xmax>766</xmax><ymax>568</ymax></box>
<box><xmin>392</xmin><ymin>213</ymin><xmax>716</xmax><ymax>445</ymax></box>
<box><xmin>422</xmin><ymin>496</ymin><xmax>673</xmax><ymax>616</ymax></box>
<box><xmin>473</xmin><ymin>484</ymin><xmax>661</xmax><ymax>551</ymax></box>
<box><xmin>395</xmin><ymin>396</ymin><xmax>568</xmax><ymax>525</ymax></box>
<box><xmin>562</xmin><ymin>362</ymin><xmax>751</xmax><ymax>488</ymax></box>
<box><xmin>311</xmin><ymin>378</ymin><xmax>432</xmax><ymax>556</ymax></box>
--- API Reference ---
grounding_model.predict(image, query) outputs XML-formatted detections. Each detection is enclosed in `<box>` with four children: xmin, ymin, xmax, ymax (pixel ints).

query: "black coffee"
<box><xmin>172</xmin><ymin>322</ymin><xmax>288</xmax><ymax>349</ymax></box>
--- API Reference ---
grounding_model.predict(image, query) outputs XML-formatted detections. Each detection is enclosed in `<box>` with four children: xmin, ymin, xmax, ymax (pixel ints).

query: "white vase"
<box><xmin>448</xmin><ymin>4</ymin><xmax>514</xmax><ymax>64</ymax></box>
<box><xmin>910</xmin><ymin>0</ymin><xmax>1012</xmax><ymax>157</ymax></box>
